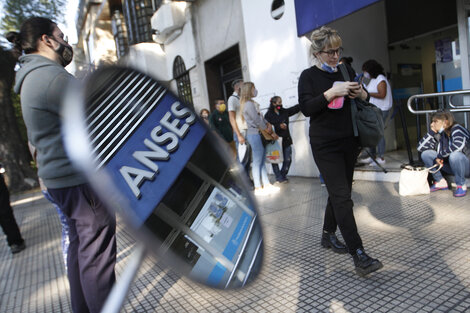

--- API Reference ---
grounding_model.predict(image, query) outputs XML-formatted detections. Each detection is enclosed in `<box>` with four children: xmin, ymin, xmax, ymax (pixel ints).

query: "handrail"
<box><xmin>407</xmin><ymin>89</ymin><xmax>470</xmax><ymax>114</ymax></box>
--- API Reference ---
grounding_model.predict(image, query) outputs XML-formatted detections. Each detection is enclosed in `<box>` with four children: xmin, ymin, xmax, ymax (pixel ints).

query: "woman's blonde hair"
<box><xmin>309</xmin><ymin>26</ymin><xmax>342</xmax><ymax>60</ymax></box>
<box><xmin>239</xmin><ymin>82</ymin><xmax>255</xmax><ymax>121</ymax></box>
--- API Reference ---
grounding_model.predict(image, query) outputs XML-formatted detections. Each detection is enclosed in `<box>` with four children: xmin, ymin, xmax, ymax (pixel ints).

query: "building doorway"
<box><xmin>204</xmin><ymin>45</ymin><xmax>242</xmax><ymax>111</ymax></box>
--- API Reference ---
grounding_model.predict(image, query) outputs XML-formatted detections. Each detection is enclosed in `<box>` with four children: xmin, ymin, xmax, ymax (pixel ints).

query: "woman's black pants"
<box><xmin>310</xmin><ymin>136</ymin><xmax>363</xmax><ymax>254</ymax></box>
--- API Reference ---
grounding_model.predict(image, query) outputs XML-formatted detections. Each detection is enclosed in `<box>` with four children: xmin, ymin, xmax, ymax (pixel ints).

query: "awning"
<box><xmin>294</xmin><ymin>0</ymin><xmax>380</xmax><ymax>37</ymax></box>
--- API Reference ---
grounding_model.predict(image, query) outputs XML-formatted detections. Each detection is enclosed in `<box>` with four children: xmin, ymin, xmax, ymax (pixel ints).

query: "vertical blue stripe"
<box><xmin>206</xmin><ymin>212</ymin><xmax>252</xmax><ymax>285</ymax></box>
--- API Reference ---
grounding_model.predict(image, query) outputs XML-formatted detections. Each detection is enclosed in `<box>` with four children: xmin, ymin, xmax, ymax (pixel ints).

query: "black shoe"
<box><xmin>321</xmin><ymin>231</ymin><xmax>348</xmax><ymax>254</ymax></box>
<box><xmin>352</xmin><ymin>248</ymin><xmax>383</xmax><ymax>277</ymax></box>
<box><xmin>10</xmin><ymin>242</ymin><xmax>26</xmax><ymax>254</ymax></box>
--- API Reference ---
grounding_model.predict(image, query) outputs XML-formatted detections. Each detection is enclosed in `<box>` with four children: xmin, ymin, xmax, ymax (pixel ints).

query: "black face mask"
<box><xmin>276</xmin><ymin>105</ymin><xmax>282</xmax><ymax>111</ymax></box>
<box><xmin>51</xmin><ymin>38</ymin><xmax>73</xmax><ymax>67</ymax></box>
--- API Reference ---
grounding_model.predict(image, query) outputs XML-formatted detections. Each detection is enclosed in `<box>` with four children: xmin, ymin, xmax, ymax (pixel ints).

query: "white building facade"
<box><xmin>76</xmin><ymin>0</ymin><xmax>470</xmax><ymax>178</ymax></box>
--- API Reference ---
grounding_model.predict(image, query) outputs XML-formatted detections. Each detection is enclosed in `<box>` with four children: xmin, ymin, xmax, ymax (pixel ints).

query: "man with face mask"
<box><xmin>8</xmin><ymin>17</ymin><xmax>116</xmax><ymax>313</ymax></box>
<box><xmin>209</xmin><ymin>100</ymin><xmax>236</xmax><ymax>155</ymax></box>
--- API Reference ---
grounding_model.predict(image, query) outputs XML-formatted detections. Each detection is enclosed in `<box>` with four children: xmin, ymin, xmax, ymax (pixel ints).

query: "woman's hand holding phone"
<box><xmin>347</xmin><ymin>82</ymin><xmax>363</xmax><ymax>99</ymax></box>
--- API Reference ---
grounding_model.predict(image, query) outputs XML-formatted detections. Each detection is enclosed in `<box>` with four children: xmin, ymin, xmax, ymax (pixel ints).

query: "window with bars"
<box><xmin>173</xmin><ymin>56</ymin><xmax>194</xmax><ymax>108</ymax></box>
<box><xmin>122</xmin><ymin>0</ymin><xmax>162</xmax><ymax>45</ymax></box>
<box><xmin>111</xmin><ymin>10</ymin><xmax>129</xmax><ymax>58</ymax></box>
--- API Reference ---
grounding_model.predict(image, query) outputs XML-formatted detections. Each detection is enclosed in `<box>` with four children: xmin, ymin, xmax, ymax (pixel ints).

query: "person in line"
<box><xmin>29</xmin><ymin>142</ymin><xmax>69</xmax><ymax>267</ymax></box>
<box><xmin>417</xmin><ymin>110</ymin><xmax>470</xmax><ymax>197</ymax></box>
<box><xmin>298</xmin><ymin>26</ymin><xmax>383</xmax><ymax>276</ymax></box>
<box><xmin>0</xmin><ymin>168</ymin><xmax>26</xmax><ymax>254</ymax></box>
<box><xmin>264</xmin><ymin>96</ymin><xmax>300</xmax><ymax>183</ymax></box>
<box><xmin>228</xmin><ymin>79</ymin><xmax>246</xmax><ymax>148</ymax></box>
<box><xmin>228</xmin><ymin>79</ymin><xmax>252</xmax><ymax>183</ymax></box>
<box><xmin>358</xmin><ymin>59</ymin><xmax>393</xmax><ymax>165</ymax></box>
<box><xmin>200</xmin><ymin>108</ymin><xmax>210</xmax><ymax>123</ymax></box>
<box><xmin>8</xmin><ymin>17</ymin><xmax>116</xmax><ymax>313</ymax></box>
<box><xmin>240</xmin><ymin>82</ymin><xmax>280</xmax><ymax>196</ymax></box>
<box><xmin>209</xmin><ymin>100</ymin><xmax>236</xmax><ymax>156</ymax></box>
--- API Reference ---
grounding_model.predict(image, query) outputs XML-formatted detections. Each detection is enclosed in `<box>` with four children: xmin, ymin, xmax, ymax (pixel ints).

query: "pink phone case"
<box><xmin>327</xmin><ymin>82</ymin><xmax>345</xmax><ymax>109</ymax></box>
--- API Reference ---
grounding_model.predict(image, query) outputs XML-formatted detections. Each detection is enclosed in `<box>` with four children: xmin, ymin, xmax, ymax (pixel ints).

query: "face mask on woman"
<box><xmin>321</xmin><ymin>62</ymin><xmax>338</xmax><ymax>73</ymax></box>
<box><xmin>363</xmin><ymin>72</ymin><xmax>371</xmax><ymax>79</ymax></box>
<box><xmin>253</xmin><ymin>89</ymin><xmax>258</xmax><ymax>97</ymax></box>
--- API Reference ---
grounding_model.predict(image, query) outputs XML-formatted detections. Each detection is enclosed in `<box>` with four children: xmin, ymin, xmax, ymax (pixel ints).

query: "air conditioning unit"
<box><xmin>151</xmin><ymin>2</ymin><xmax>187</xmax><ymax>45</ymax></box>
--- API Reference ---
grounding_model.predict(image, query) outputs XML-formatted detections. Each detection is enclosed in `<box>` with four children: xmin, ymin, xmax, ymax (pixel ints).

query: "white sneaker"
<box><xmin>370</xmin><ymin>157</ymin><xmax>385</xmax><ymax>166</ymax></box>
<box><xmin>263</xmin><ymin>184</ymin><xmax>280</xmax><ymax>194</ymax></box>
<box><xmin>375</xmin><ymin>157</ymin><xmax>385</xmax><ymax>165</ymax></box>
<box><xmin>359</xmin><ymin>157</ymin><xmax>373</xmax><ymax>164</ymax></box>
<box><xmin>254</xmin><ymin>188</ymin><xmax>268</xmax><ymax>196</ymax></box>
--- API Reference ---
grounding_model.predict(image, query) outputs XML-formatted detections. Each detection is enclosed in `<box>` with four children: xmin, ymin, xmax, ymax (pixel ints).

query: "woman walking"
<box><xmin>298</xmin><ymin>26</ymin><xmax>383</xmax><ymax>276</ymax></box>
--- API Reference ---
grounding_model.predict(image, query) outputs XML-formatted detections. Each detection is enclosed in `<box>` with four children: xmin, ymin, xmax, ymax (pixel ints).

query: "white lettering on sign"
<box><xmin>119</xmin><ymin>102</ymin><xmax>197</xmax><ymax>198</ymax></box>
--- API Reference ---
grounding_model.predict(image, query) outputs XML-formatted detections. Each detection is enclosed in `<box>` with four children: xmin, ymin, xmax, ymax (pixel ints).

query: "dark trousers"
<box><xmin>272</xmin><ymin>144</ymin><xmax>293</xmax><ymax>181</ymax></box>
<box><xmin>0</xmin><ymin>174</ymin><xmax>24</xmax><ymax>246</ymax></box>
<box><xmin>310</xmin><ymin>136</ymin><xmax>363</xmax><ymax>254</ymax></box>
<box><xmin>48</xmin><ymin>184</ymin><xmax>116</xmax><ymax>313</ymax></box>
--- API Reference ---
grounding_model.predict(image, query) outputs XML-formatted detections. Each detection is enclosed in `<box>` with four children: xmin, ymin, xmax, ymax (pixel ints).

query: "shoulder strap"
<box><xmin>338</xmin><ymin>64</ymin><xmax>358</xmax><ymax>136</ymax></box>
<box><xmin>338</xmin><ymin>63</ymin><xmax>351</xmax><ymax>82</ymax></box>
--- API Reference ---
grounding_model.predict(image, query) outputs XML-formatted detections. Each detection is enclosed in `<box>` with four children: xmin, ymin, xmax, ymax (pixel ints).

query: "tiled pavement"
<box><xmin>1</xmin><ymin>177</ymin><xmax>470</xmax><ymax>312</ymax></box>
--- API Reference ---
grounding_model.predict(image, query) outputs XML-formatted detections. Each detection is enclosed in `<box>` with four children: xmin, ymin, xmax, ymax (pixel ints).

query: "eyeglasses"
<box><xmin>320</xmin><ymin>47</ymin><xmax>343</xmax><ymax>57</ymax></box>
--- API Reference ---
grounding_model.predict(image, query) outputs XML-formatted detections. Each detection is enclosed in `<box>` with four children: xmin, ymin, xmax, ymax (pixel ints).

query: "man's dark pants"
<box><xmin>0</xmin><ymin>174</ymin><xmax>24</xmax><ymax>247</ymax></box>
<box><xmin>48</xmin><ymin>184</ymin><xmax>116</xmax><ymax>313</ymax></box>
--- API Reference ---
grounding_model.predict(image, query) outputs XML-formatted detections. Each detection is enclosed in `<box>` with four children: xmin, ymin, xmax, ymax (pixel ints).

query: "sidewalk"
<box><xmin>1</xmin><ymin>177</ymin><xmax>469</xmax><ymax>312</ymax></box>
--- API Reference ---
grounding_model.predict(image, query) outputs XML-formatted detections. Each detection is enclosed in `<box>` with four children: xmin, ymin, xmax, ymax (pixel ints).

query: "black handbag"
<box><xmin>338</xmin><ymin>64</ymin><xmax>385</xmax><ymax>148</ymax></box>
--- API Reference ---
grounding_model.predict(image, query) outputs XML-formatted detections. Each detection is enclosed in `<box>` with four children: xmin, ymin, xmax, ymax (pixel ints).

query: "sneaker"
<box><xmin>254</xmin><ymin>187</ymin><xmax>268</xmax><ymax>196</ymax></box>
<box><xmin>454</xmin><ymin>185</ymin><xmax>467</xmax><ymax>197</ymax></box>
<box><xmin>430</xmin><ymin>179</ymin><xmax>448</xmax><ymax>192</ymax></box>
<box><xmin>358</xmin><ymin>157</ymin><xmax>373</xmax><ymax>164</ymax></box>
<box><xmin>375</xmin><ymin>157</ymin><xmax>385</xmax><ymax>165</ymax></box>
<box><xmin>10</xmin><ymin>242</ymin><xmax>26</xmax><ymax>254</ymax></box>
<box><xmin>264</xmin><ymin>184</ymin><xmax>280</xmax><ymax>194</ymax></box>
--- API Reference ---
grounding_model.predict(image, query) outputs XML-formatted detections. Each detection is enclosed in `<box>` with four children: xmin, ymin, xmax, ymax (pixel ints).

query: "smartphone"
<box><xmin>353</xmin><ymin>73</ymin><xmax>363</xmax><ymax>83</ymax></box>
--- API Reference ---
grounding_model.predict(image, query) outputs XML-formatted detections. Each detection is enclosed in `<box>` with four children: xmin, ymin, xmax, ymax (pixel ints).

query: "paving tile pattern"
<box><xmin>1</xmin><ymin>177</ymin><xmax>469</xmax><ymax>312</ymax></box>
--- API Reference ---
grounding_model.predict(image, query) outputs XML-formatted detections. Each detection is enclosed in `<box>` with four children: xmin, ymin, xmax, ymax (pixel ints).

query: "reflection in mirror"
<box><xmin>63</xmin><ymin>66</ymin><xmax>263</xmax><ymax>290</ymax></box>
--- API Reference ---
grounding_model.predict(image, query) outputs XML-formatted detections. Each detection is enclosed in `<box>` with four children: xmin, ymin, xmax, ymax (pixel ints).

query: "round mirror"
<box><xmin>63</xmin><ymin>66</ymin><xmax>263</xmax><ymax>289</ymax></box>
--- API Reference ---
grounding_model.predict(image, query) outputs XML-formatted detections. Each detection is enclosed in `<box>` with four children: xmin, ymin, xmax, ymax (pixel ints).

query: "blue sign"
<box><xmin>207</xmin><ymin>211</ymin><xmax>252</xmax><ymax>285</ymax></box>
<box><xmin>105</xmin><ymin>92</ymin><xmax>206</xmax><ymax>226</ymax></box>
<box><xmin>294</xmin><ymin>0</ymin><xmax>380</xmax><ymax>37</ymax></box>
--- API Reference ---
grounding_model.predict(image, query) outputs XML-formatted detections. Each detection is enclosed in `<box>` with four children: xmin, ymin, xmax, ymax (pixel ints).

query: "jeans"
<box><xmin>272</xmin><ymin>145</ymin><xmax>292</xmax><ymax>181</ymax></box>
<box><xmin>369</xmin><ymin>109</ymin><xmax>389</xmax><ymax>158</ymax></box>
<box><xmin>234</xmin><ymin>132</ymin><xmax>251</xmax><ymax>179</ymax></box>
<box><xmin>421</xmin><ymin>150</ymin><xmax>470</xmax><ymax>186</ymax></box>
<box><xmin>247</xmin><ymin>133</ymin><xmax>270</xmax><ymax>188</ymax></box>
<box><xmin>43</xmin><ymin>190</ymin><xmax>70</xmax><ymax>269</ymax></box>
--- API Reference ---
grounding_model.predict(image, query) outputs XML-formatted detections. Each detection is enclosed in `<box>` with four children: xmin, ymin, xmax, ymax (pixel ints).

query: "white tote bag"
<box><xmin>399</xmin><ymin>164</ymin><xmax>441</xmax><ymax>196</ymax></box>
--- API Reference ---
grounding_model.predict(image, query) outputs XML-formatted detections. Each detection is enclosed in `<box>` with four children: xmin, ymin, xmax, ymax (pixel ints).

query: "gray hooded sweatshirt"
<box><xmin>14</xmin><ymin>54</ymin><xmax>86</xmax><ymax>189</ymax></box>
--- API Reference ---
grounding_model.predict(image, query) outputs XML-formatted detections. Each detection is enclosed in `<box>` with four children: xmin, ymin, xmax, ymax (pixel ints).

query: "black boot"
<box><xmin>352</xmin><ymin>248</ymin><xmax>383</xmax><ymax>277</ymax></box>
<box><xmin>321</xmin><ymin>231</ymin><xmax>348</xmax><ymax>254</ymax></box>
